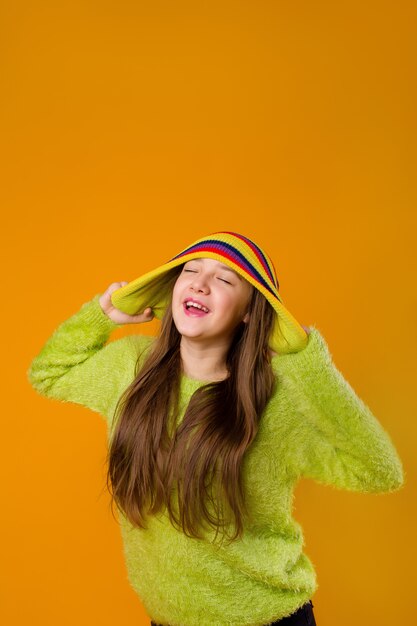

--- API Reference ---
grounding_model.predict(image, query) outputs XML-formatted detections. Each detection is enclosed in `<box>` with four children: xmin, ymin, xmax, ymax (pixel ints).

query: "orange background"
<box><xmin>2</xmin><ymin>1</ymin><xmax>416</xmax><ymax>625</ymax></box>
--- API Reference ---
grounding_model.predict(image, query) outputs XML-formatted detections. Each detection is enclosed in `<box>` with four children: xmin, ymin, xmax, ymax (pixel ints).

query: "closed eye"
<box><xmin>183</xmin><ymin>269</ymin><xmax>232</xmax><ymax>285</ymax></box>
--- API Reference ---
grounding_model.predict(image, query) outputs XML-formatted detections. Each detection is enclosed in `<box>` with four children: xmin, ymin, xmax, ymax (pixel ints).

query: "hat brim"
<box><xmin>110</xmin><ymin>256</ymin><xmax>308</xmax><ymax>354</ymax></box>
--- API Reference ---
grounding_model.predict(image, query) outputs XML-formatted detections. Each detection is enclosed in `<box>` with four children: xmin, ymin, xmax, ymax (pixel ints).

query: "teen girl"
<box><xmin>27</xmin><ymin>231</ymin><xmax>404</xmax><ymax>626</ymax></box>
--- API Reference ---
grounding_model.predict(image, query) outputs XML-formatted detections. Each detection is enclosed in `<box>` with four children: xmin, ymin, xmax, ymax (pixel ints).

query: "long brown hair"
<box><xmin>105</xmin><ymin>265</ymin><xmax>281</xmax><ymax>546</ymax></box>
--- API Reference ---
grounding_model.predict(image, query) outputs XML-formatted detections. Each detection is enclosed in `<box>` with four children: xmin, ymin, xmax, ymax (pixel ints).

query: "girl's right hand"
<box><xmin>98</xmin><ymin>282</ymin><xmax>155</xmax><ymax>325</ymax></box>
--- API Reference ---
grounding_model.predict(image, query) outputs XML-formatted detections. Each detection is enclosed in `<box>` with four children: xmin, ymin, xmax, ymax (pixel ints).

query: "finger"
<box><xmin>108</xmin><ymin>282</ymin><xmax>126</xmax><ymax>294</ymax></box>
<box><xmin>142</xmin><ymin>308</ymin><xmax>154</xmax><ymax>319</ymax></box>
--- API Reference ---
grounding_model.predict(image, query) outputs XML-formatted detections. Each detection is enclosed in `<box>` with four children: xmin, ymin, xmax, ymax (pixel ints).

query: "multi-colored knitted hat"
<box><xmin>110</xmin><ymin>231</ymin><xmax>308</xmax><ymax>354</ymax></box>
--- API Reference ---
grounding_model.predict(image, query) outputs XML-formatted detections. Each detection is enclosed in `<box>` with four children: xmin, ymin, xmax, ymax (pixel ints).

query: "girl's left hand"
<box><xmin>302</xmin><ymin>325</ymin><xmax>311</xmax><ymax>335</ymax></box>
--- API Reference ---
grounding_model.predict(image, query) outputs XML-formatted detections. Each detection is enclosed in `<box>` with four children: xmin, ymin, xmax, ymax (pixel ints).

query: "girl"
<box><xmin>27</xmin><ymin>230</ymin><xmax>404</xmax><ymax>626</ymax></box>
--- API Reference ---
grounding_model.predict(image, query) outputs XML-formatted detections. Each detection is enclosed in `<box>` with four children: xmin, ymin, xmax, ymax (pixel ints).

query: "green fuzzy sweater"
<box><xmin>27</xmin><ymin>294</ymin><xmax>405</xmax><ymax>626</ymax></box>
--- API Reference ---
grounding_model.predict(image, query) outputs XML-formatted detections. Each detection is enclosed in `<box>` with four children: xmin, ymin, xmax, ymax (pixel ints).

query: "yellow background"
<box><xmin>2</xmin><ymin>1</ymin><xmax>416</xmax><ymax>625</ymax></box>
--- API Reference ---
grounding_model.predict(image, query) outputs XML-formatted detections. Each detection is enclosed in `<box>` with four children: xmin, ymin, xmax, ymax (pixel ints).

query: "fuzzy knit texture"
<box><xmin>27</xmin><ymin>294</ymin><xmax>405</xmax><ymax>626</ymax></box>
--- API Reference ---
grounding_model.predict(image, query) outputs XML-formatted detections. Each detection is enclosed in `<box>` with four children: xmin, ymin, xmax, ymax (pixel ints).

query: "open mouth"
<box><xmin>183</xmin><ymin>302</ymin><xmax>210</xmax><ymax>317</ymax></box>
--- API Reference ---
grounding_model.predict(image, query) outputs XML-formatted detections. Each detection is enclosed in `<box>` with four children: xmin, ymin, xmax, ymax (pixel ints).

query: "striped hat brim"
<box><xmin>110</xmin><ymin>231</ymin><xmax>308</xmax><ymax>354</ymax></box>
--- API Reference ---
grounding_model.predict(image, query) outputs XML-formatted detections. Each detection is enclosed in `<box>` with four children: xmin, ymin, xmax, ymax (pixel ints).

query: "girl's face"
<box><xmin>171</xmin><ymin>257</ymin><xmax>254</xmax><ymax>343</ymax></box>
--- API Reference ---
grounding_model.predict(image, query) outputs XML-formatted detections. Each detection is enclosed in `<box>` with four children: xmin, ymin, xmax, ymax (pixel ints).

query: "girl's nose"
<box><xmin>190</xmin><ymin>275</ymin><xmax>210</xmax><ymax>292</ymax></box>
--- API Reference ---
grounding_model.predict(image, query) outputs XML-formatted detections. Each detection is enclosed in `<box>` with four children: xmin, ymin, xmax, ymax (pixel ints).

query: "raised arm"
<box><xmin>27</xmin><ymin>293</ymin><xmax>154</xmax><ymax>420</ymax></box>
<box><xmin>276</xmin><ymin>327</ymin><xmax>405</xmax><ymax>493</ymax></box>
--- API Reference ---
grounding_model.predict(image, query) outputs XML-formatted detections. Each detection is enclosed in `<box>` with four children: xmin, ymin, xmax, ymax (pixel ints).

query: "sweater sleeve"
<box><xmin>275</xmin><ymin>326</ymin><xmax>405</xmax><ymax>494</ymax></box>
<box><xmin>26</xmin><ymin>293</ymin><xmax>153</xmax><ymax>419</ymax></box>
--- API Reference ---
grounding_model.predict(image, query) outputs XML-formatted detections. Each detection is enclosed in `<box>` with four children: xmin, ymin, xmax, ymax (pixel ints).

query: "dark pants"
<box><xmin>151</xmin><ymin>599</ymin><xmax>317</xmax><ymax>626</ymax></box>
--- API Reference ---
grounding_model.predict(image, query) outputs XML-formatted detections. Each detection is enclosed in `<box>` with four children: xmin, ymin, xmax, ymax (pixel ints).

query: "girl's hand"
<box><xmin>302</xmin><ymin>324</ymin><xmax>311</xmax><ymax>335</ymax></box>
<box><xmin>98</xmin><ymin>282</ymin><xmax>154</xmax><ymax>325</ymax></box>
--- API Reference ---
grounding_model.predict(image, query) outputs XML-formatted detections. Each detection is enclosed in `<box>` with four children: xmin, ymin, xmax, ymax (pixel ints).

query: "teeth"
<box><xmin>185</xmin><ymin>301</ymin><xmax>209</xmax><ymax>313</ymax></box>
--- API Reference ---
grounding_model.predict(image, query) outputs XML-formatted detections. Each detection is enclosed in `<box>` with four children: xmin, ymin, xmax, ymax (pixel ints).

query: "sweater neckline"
<box><xmin>179</xmin><ymin>353</ymin><xmax>282</xmax><ymax>388</ymax></box>
<box><xmin>180</xmin><ymin>372</ymin><xmax>224</xmax><ymax>387</ymax></box>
